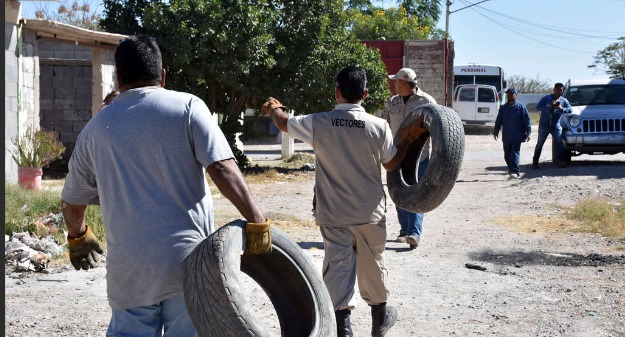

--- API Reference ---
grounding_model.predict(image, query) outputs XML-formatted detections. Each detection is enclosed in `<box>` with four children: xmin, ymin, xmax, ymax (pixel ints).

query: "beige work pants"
<box><xmin>319</xmin><ymin>220</ymin><xmax>389</xmax><ymax>311</ymax></box>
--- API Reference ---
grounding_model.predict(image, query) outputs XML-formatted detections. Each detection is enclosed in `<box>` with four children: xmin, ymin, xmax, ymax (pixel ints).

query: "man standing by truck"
<box><xmin>379</xmin><ymin>68</ymin><xmax>436</xmax><ymax>249</ymax></box>
<box><xmin>533</xmin><ymin>82</ymin><xmax>571</xmax><ymax>168</ymax></box>
<box><xmin>493</xmin><ymin>88</ymin><xmax>531</xmax><ymax>179</ymax></box>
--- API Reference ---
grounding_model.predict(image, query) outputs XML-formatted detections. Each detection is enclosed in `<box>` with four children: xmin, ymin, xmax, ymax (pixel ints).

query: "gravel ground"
<box><xmin>5</xmin><ymin>127</ymin><xmax>625</xmax><ymax>337</ymax></box>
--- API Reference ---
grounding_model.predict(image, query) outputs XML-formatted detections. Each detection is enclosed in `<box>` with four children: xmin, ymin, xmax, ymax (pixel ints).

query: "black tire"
<box><xmin>184</xmin><ymin>220</ymin><xmax>335</xmax><ymax>337</ymax></box>
<box><xmin>387</xmin><ymin>103</ymin><xmax>465</xmax><ymax>213</ymax></box>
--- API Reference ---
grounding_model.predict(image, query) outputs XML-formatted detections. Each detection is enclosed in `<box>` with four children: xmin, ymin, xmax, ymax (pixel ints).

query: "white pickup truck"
<box><xmin>452</xmin><ymin>84</ymin><xmax>501</xmax><ymax>126</ymax></box>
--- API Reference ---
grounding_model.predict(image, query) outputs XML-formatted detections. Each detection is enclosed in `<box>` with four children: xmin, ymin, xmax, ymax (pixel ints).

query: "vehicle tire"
<box><xmin>387</xmin><ymin>103</ymin><xmax>465</xmax><ymax>213</ymax></box>
<box><xmin>184</xmin><ymin>220</ymin><xmax>335</xmax><ymax>337</ymax></box>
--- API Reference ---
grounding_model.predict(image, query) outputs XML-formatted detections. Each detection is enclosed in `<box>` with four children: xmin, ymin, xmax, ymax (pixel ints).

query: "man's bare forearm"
<box><xmin>61</xmin><ymin>201</ymin><xmax>88</xmax><ymax>237</ymax></box>
<box><xmin>207</xmin><ymin>159</ymin><xmax>265</xmax><ymax>223</ymax></box>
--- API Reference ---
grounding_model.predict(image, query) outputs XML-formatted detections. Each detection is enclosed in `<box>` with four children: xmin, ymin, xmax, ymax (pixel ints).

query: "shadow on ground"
<box><xmin>484</xmin><ymin>160</ymin><xmax>625</xmax><ymax>180</ymax></box>
<box><xmin>469</xmin><ymin>249</ymin><xmax>625</xmax><ymax>267</ymax></box>
<box><xmin>298</xmin><ymin>242</ymin><xmax>324</xmax><ymax>250</ymax></box>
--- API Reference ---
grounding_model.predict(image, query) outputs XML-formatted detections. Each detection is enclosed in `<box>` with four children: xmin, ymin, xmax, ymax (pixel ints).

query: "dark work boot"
<box><xmin>532</xmin><ymin>158</ymin><xmax>539</xmax><ymax>169</ymax></box>
<box><xmin>335</xmin><ymin>309</ymin><xmax>353</xmax><ymax>337</ymax></box>
<box><xmin>370</xmin><ymin>303</ymin><xmax>397</xmax><ymax>337</ymax></box>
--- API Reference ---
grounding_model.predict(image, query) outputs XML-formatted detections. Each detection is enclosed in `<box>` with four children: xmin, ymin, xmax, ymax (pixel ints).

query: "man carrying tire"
<box><xmin>379</xmin><ymin>68</ymin><xmax>437</xmax><ymax>249</ymax></box>
<box><xmin>262</xmin><ymin>65</ymin><xmax>424</xmax><ymax>337</ymax></box>
<box><xmin>61</xmin><ymin>35</ymin><xmax>269</xmax><ymax>336</ymax></box>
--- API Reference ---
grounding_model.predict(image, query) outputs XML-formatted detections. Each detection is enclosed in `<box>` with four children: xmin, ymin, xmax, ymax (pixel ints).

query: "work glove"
<box><xmin>67</xmin><ymin>225</ymin><xmax>104</xmax><ymax>270</ymax></box>
<box><xmin>400</xmin><ymin>118</ymin><xmax>427</xmax><ymax>143</ymax></box>
<box><xmin>261</xmin><ymin>97</ymin><xmax>287</xmax><ymax>117</ymax></box>
<box><xmin>245</xmin><ymin>218</ymin><xmax>272</xmax><ymax>255</ymax></box>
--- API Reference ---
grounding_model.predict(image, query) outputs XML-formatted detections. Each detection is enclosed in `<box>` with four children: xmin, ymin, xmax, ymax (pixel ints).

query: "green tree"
<box><xmin>102</xmin><ymin>0</ymin><xmax>389</xmax><ymax>167</ymax></box>
<box><xmin>100</xmin><ymin>0</ymin><xmax>157</xmax><ymax>34</ymax></box>
<box><xmin>346</xmin><ymin>0</ymin><xmax>374</xmax><ymax>12</ymax></box>
<box><xmin>588</xmin><ymin>37</ymin><xmax>625</xmax><ymax>79</ymax></box>
<box><xmin>507</xmin><ymin>75</ymin><xmax>552</xmax><ymax>94</ymax></box>
<box><xmin>399</xmin><ymin>0</ymin><xmax>441</xmax><ymax>23</ymax></box>
<box><xmin>349</xmin><ymin>6</ymin><xmax>431</xmax><ymax>40</ymax></box>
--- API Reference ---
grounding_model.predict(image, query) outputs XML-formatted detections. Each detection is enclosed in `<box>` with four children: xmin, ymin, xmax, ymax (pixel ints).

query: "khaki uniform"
<box><xmin>287</xmin><ymin>103</ymin><xmax>396</xmax><ymax>310</ymax></box>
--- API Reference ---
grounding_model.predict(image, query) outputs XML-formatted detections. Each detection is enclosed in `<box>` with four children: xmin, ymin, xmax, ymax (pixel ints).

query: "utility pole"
<box><xmin>445</xmin><ymin>0</ymin><xmax>492</xmax><ymax>37</ymax></box>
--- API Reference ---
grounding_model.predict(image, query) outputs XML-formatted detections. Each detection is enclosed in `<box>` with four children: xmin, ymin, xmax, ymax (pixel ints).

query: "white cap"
<box><xmin>388</xmin><ymin>68</ymin><xmax>417</xmax><ymax>84</ymax></box>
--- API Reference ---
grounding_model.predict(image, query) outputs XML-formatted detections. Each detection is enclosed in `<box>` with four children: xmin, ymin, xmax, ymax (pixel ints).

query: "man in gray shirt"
<box><xmin>62</xmin><ymin>35</ymin><xmax>269</xmax><ymax>336</ymax></box>
<box><xmin>262</xmin><ymin>65</ymin><xmax>424</xmax><ymax>337</ymax></box>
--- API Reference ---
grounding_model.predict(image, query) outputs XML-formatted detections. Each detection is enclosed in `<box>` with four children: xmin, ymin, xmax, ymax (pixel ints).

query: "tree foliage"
<box><xmin>399</xmin><ymin>0</ymin><xmax>441</xmax><ymax>23</ymax></box>
<box><xmin>506</xmin><ymin>75</ymin><xmax>552</xmax><ymax>94</ymax></box>
<box><xmin>101</xmin><ymin>0</ymin><xmax>390</xmax><ymax>167</ymax></box>
<box><xmin>588</xmin><ymin>37</ymin><xmax>625</xmax><ymax>79</ymax></box>
<box><xmin>32</xmin><ymin>0</ymin><xmax>101</xmax><ymax>30</ymax></box>
<box><xmin>349</xmin><ymin>6</ymin><xmax>431</xmax><ymax>40</ymax></box>
<box><xmin>346</xmin><ymin>0</ymin><xmax>442</xmax><ymax>40</ymax></box>
<box><xmin>100</xmin><ymin>0</ymin><xmax>156</xmax><ymax>34</ymax></box>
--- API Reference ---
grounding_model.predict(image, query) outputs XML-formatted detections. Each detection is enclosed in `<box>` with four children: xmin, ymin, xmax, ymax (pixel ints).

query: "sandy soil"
<box><xmin>5</xmin><ymin>127</ymin><xmax>625</xmax><ymax>337</ymax></box>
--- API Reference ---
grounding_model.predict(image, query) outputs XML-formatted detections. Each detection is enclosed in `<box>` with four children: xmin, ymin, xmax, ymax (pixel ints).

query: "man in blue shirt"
<box><xmin>533</xmin><ymin>83</ymin><xmax>572</xmax><ymax>168</ymax></box>
<box><xmin>493</xmin><ymin>88</ymin><xmax>531</xmax><ymax>179</ymax></box>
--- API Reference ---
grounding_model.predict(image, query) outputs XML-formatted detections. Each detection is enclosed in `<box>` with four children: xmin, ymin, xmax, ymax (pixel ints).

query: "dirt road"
<box><xmin>5</xmin><ymin>129</ymin><xmax>625</xmax><ymax>337</ymax></box>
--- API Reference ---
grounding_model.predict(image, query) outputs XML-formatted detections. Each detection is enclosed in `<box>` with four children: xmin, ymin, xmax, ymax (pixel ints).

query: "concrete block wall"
<box><xmin>405</xmin><ymin>40</ymin><xmax>454</xmax><ymax>106</ymax></box>
<box><xmin>39</xmin><ymin>59</ymin><xmax>93</xmax><ymax>163</ymax></box>
<box><xmin>5</xmin><ymin>17</ymin><xmax>19</xmax><ymax>182</ymax></box>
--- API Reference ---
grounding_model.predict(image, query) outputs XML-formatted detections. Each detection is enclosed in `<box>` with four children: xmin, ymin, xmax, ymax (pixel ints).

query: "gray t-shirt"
<box><xmin>62</xmin><ymin>87</ymin><xmax>234</xmax><ymax>309</ymax></box>
<box><xmin>288</xmin><ymin>103</ymin><xmax>396</xmax><ymax>226</ymax></box>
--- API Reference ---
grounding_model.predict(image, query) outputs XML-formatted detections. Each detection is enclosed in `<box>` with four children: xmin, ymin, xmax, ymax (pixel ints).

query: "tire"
<box><xmin>184</xmin><ymin>220</ymin><xmax>335</xmax><ymax>337</ymax></box>
<box><xmin>387</xmin><ymin>103</ymin><xmax>465</xmax><ymax>213</ymax></box>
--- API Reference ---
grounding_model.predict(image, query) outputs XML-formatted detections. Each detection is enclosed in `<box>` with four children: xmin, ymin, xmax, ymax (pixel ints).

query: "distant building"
<box><xmin>5</xmin><ymin>0</ymin><xmax>127</xmax><ymax>181</ymax></box>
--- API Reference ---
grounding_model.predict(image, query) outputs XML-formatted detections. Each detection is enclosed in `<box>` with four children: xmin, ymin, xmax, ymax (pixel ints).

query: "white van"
<box><xmin>452</xmin><ymin>84</ymin><xmax>501</xmax><ymax>125</ymax></box>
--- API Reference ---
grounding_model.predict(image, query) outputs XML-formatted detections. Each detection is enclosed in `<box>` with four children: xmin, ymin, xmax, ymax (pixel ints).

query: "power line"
<box><xmin>455</xmin><ymin>0</ymin><xmax>619</xmax><ymax>54</ymax></box>
<box><xmin>463</xmin><ymin>0</ymin><xmax>623</xmax><ymax>39</ymax></box>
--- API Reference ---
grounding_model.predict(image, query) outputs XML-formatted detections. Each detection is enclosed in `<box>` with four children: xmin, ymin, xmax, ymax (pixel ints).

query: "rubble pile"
<box><xmin>5</xmin><ymin>213</ymin><xmax>66</xmax><ymax>272</ymax></box>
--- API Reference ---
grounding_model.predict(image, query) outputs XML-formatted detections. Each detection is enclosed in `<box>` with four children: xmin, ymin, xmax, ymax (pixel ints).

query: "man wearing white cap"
<box><xmin>379</xmin><ymin>68</ymin><xmax>436</xmax><ymax>249</ymax></box>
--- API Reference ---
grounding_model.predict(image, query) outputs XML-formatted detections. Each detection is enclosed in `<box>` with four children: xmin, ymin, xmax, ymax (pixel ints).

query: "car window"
<box><xmin>567</xmin><ymin>84</ymin><xmax>625</xmax><ymax>106</ymax></box>
<box><xmin>459</xmin><ymin>88</ymin><xmax>475</xmax><ymax>102</ymax></box>
<box><xmin>477</xmin><ymin>88</ymin><xmax>495</xmax><ymax>102</ymax></box>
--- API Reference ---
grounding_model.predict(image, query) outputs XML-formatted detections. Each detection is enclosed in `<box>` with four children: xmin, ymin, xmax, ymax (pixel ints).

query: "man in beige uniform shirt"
<box><xmin>262</xmin><ymin>65</ymin><xmax>424</xmax><ymax>337</ymax></box>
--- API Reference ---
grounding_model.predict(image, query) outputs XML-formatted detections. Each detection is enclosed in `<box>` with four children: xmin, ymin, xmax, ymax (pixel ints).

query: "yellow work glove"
<box><xmin>400</xmin><ymin>118</ymin><xmax>427</xmax><ymax>143</ymax></box>
<box><xmin>261</xmin><ymin>97</ymin><xmax>287</xmax><ymax>117</ymax></box>
<box><xmin>67</xmin><ymin>225</ymin><xmax>104</xmax><ymax>270</ymax></box>
<box><xmin>245</xmin><ymin>218</ymin><xmax>272</xmax><ymax>255</ymax></box>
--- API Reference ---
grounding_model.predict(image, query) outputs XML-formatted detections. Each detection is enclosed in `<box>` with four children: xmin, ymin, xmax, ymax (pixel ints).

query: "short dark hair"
<box><xmin>336</xmin><ymin>65</ymin><xmax>367</xmax><ymax>103</ymax></box>
<box><xmin>554</xmin><ymin>82</ymin><xmax>565</xmax><ymax>89</ymax></box>
<box><xmin>115</xmin><ymin>35</ymin><xmax>162</xmax><ymax>86</ymax></box>
<box><xmin>103</xmin><ymin>90</ymin><xmax>119</xmax><ymax>105</ymax></box>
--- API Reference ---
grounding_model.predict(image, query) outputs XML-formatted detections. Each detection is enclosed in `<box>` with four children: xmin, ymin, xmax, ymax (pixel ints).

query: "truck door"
<box><xmin>476</xmin><ymin>87</ymin><xmax>498</xmax><ymax>122</ymax></box>
<box><xmin>453</xmin><ymin>86</ymin><xmax>477</xmax><ymax>122</ymax></box>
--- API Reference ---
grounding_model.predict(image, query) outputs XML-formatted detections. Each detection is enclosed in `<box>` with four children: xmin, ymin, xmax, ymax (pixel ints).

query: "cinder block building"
<box><xmin>5</xmin><ymin>0</ymin><xmax>126</xmax><ymax>182</ymax></box>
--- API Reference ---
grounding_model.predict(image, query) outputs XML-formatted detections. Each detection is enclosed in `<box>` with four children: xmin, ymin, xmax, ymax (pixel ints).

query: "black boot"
<box><xmin>335</xmin><ymin>309</ymin><xmax>353</xmax><ymax>337</ymax></box>
<box><xmin>532</xmin><ymin>157</ymin><xmax>539</xmax><ymax>169</ymax></box>
<box><xmin>370</xmin><ymin>303</ymin><xmax>397</xmax><ymax>337</ymax></box>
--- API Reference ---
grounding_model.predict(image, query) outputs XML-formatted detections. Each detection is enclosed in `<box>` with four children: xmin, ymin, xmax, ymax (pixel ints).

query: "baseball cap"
<box><xmin>388</xmin><ymin>68</ymin><xmax>417</xmax><ymax>84</ymax></box>
<box><xmin>505</xmin><ymin>87</ymin><xmax>518</xmax><ymax>95</ymax></box>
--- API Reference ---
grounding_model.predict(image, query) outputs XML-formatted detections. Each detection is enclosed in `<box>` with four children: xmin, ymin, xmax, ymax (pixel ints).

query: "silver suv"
<box><xmin>558</xmin><ymin>78</ymin><xmax>625</xmax><ymax>163</ymax></box>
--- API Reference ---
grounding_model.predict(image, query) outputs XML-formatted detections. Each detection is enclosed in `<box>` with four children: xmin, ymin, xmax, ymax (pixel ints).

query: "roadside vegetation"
<box><xmin>4</xmin><ymin>153</ymin><xmax>317</xmax><ymax>247</ymax></box>
<box><xmin>496</xmin><ymin>199</ymin><xmax>625</xmax><ymax>250</ymax></box>
<box><xmin>6</xmin><ymin>152</ymin><xmax>623</xmax><ymax>254</ymax></box>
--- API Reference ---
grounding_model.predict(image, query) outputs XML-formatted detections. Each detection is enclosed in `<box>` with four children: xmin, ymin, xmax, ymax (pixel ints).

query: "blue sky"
<box><xmin>19</xmin><ymin>0</ymin><xmax>625</xmax><ymax>83</ymax></box>
<box><xmin>420</xmin><ymin>0</ymin><xmax>624</xmax><ymax>83</ymax></box>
